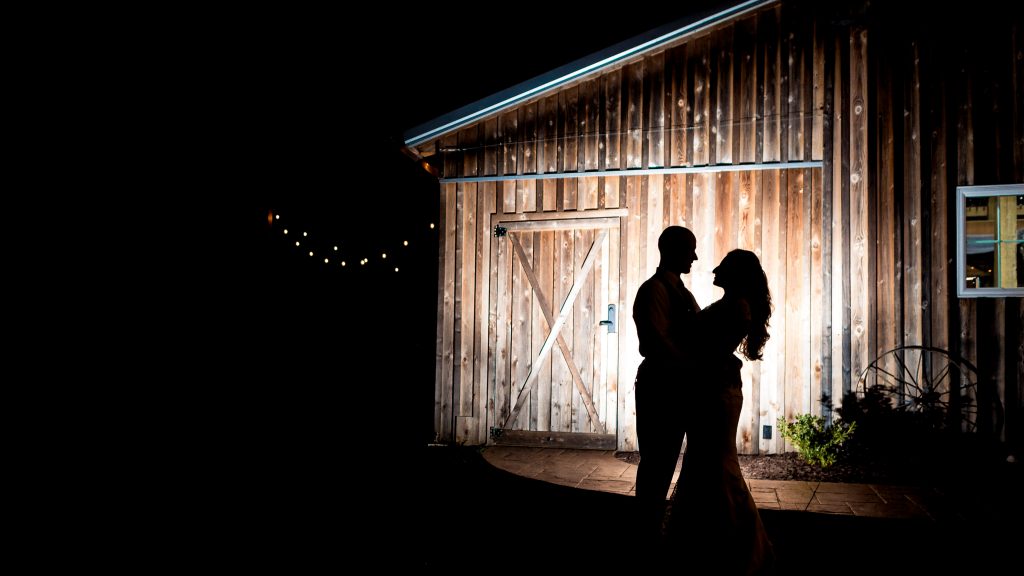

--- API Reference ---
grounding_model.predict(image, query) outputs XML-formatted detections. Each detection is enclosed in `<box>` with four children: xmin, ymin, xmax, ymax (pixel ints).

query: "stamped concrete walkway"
<box><xmin>482</xmin><ymin>445</ymin><xmax>951</xmax><ymax>521</ymax></box>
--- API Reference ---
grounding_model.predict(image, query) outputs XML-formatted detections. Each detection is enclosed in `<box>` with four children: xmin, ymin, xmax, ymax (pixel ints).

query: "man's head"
<box><xmin>658</xmin><ymin>226</ymin><xmax>698</xmax><ymax>275</ymax></box>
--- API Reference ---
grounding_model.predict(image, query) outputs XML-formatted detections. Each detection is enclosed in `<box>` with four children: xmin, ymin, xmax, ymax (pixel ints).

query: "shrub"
<box><xmin>777</xmin><ymin>413</ymin><xmax>856</xmax><ymax>468</ymax></box>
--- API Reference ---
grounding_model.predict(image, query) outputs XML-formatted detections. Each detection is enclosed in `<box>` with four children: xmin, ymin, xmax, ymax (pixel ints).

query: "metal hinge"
<box><xmin>489</xmin><ymin>427</ymin><xmax>505</xmax><ymax>440</ymax></box>
<box><xmin>493</xmin><ymin>225</ymin><xmax>507</xmax><ymax>237</ymax></box>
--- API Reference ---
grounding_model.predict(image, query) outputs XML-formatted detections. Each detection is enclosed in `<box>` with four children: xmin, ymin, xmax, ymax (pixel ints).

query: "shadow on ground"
<box><xmin>409</xmin><ymin>446</ymin><xmax>1019</xmax><ymax>574</ymax></box>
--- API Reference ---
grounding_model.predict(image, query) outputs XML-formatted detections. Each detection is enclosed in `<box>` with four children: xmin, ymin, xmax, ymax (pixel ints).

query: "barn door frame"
<box><xmin>489</xmin><ymin>210</ymin><xmax>625</xmax><ymax>449</ymax></box>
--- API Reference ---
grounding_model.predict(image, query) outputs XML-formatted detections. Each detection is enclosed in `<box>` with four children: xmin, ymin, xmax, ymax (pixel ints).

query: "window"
<box><xmin>956</xmin><ymin>184</ymin><xmax>1024</xmax><ymax>297</ymax></box>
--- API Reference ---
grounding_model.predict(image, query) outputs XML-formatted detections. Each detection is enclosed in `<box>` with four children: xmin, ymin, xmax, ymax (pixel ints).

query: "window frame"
<box><xmin>955</xmin><ymin>183</ymin><xmax>1024</xmax><ymax>298</ymax></box>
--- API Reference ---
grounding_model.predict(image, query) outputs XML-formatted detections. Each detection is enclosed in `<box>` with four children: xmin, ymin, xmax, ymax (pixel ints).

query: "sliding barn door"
<box><xmin>491</xmin><ymin>216</ymin><xmax>620</xmax><ymax>449</ymax></box>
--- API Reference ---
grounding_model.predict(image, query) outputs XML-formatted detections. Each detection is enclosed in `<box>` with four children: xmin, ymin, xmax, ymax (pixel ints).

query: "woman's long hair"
<box><xmin>725</xmin><ymin>249</ymin><xmax>773</xmax><ymax>360</ymax></box>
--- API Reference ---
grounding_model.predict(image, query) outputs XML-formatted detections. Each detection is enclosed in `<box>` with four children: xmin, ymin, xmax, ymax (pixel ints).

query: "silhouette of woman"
<box><xmin>665</xmin><ymin>249</ymin><xmax>774</xmax><ymax>575</ymax></box>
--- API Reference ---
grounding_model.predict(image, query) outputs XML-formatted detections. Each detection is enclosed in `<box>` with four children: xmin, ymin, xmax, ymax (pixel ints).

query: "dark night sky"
<box><xmin>225</xmin><ymin>2</ymin><xmax>735</xmax><ymax>446</ymax></box>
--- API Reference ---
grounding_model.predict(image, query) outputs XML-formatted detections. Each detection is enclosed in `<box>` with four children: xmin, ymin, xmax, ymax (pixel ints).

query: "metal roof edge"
<box><xmin>403</xmin><ymin>0</ymin><xmax>775</xmax><ymax>148</ymax></box>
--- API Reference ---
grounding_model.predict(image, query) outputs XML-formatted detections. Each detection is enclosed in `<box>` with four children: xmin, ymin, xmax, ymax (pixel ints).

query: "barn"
<box><xmin>403</xmin><ymin>0</ymin><xmax>1023</xmax><ymax>455</ymax></box>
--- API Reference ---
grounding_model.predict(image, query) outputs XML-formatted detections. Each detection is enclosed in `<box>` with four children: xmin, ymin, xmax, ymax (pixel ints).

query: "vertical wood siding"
<box><xmin>428</xmin><ymin>3</ymin><xmax>1023</xmax><ymax>453</ymax></box>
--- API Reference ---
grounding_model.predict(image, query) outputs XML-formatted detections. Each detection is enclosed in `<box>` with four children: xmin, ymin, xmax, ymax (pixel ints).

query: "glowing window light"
<box><xmin>275</xmin><ymin>214</ymin><xmax>280</xmax><ymax>219</ymax></box>
<box><xmin>341</xmin><ymin>261</ymin><xmax>346</xmax><ymax>267</ymax></box>
<box><xmin>303</xmin><ymin>231</ymin><xmax>308</xmax><ymax>237</ymax></box>
<box><xmin>403</xmin><ymin>240</ymin><xmax>409</xmax><ymax>246</ymax></box>
<box><xmin>394</xmin><ymin>267</ymin><xmax>399</xmax><ymax>272</ymax></box>
<box><xmin>361</xmin><ymin>260</ymin><xmax>366</xmax><ymax>266</ymax></box>
<box><xmin>333</xmin><ymin>246</ymin><xmax>338</xmax><ymax>251</ymax></box>
<box><xmin>283</xmin><ymin>229</ymin><xmax>289</xmax><ymax>234</ymax></box>
<box><xmin>382</xmin><ymin>253</ymin><xmax>387</xmax><ymax>259</ymax></box>
<box><xmin>309</xmin><ymin>251</ymin><xmax>314</xmax><ymax>257</ymax></box>
<box><xmin>429</xmin><ymin>223</ymin><xmax>435</xmax><ymax>229</ymax></box>
<box><xmin>295</xmin><ymin>241</ymin><xmax>300</xmax><ymax>246</ymax></box>
<box><xmin>324</xmin><ymin>258</ymin><xmax>329</xmax><ymax>264</ymax></box>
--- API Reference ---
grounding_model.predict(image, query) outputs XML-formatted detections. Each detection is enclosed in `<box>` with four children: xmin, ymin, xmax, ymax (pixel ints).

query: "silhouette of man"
<box><xmin>632</xmin><ymin>226</ymin><xmax>700</xmax><ymax>542</ymax></box>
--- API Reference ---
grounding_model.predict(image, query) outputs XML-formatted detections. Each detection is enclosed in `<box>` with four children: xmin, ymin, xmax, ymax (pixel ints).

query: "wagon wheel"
<box><xmin>855</xmin><ymin>345</ymin><xmax>991</xmax><ymax>434</ymax></box>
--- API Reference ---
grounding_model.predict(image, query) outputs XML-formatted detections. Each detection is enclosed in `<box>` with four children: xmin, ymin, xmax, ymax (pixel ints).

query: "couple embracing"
<box><xmin>633</xmin><ymin>226</ymin><xmax>775</xmax><ymax>575</ymax></box>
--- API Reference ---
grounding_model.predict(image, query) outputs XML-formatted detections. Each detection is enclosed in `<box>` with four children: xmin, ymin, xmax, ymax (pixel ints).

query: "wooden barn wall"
<box><xmin>430</xmin><ymin>2</ymin><xmax>1023</xmax><ymax>455</ymax></box>
<box><xmin>871</xmin><ymin>10</ymin><xmax>1023</xmax><ymax>450</ymax></box>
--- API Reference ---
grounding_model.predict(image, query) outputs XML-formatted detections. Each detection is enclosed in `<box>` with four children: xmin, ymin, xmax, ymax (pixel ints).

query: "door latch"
<box><xmin>599</xmin><ymin>304</ymin><xmax>616</xmax><ymax>333</ymax></box>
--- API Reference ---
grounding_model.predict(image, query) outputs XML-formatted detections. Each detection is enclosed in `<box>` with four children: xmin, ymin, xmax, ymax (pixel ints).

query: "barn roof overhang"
<box><xmin>402</xmin><ymin>0</ymin><xmax>776</xmax><ymax>151</ymax></box>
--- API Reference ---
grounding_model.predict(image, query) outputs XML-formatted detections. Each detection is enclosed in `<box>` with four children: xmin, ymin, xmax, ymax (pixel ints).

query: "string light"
<box><xmin>270</xmin><ymin>211</ymin><xmax>436</xmax><ymax>275</ymax></box>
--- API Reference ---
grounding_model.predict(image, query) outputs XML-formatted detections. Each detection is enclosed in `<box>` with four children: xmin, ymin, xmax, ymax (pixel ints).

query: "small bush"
<box><xmin>777</xmin><ymin>414</ymin><xmax>856</xmax><ymax>468</ymax></box>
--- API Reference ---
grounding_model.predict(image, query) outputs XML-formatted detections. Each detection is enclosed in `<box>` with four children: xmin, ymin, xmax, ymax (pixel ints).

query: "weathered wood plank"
<box><xmin>812</xmin><ymin>21</ymin><xmax>825</xmax><ymax>161</ymax></box>
<box><xmin>648</xmin><ymin>50</ymin><xmax>666</xmax><ymax>168</ymax></box>
<box><xmin>527</xmin><ymin>231</ymin><xmax>541</xmax><ymax>431</ymax></box>
<box><xmin>580</xmin><ymin>175</ymin><xmax>598</xmax><ymax>211</ymax></box>
<box><xmin>809</xmin><ymin>169</ymin><xmax>823</xmax><ymax>418</ymax></box>
<box><xmin>520</xmin><ymin>179</ymin><xmax>537</xmax><ymax>213</ymax></box>
<box><xmin>666</xmin><ymin>173</ymin><xmax>682</xmax><ymax>227</ymax></box>
<box><xmin>564</xmin><ymin>178</ymin><xmax>578</xmax><ymax>211</ymax></box>
<box><xmin>715</xmin><ymin>172</ymin><xmax>736</xmax><ymax>266</ymax></box>
<box><xmin>493</xmin><ymin>430</ymin><xmax>616</xmax><ymax>450</ymax></box>
<box><xmin>604</xmin><ymin>68</ymin><xmax>623</xmax><ymax>170</ymax></box>
<box><xmin>836</xmin><ymin>28</ymin><xmax>852</xmax><ymax>404</ymax></box>
<box><xmin>737</xmin><ymin>16</ymin><xmax>758</xmax><ymax>164</ymax></box>
<box><xmin>762</xmin><ymin>5</ymin><xmax>781</xmax><ymax>163</ymax></box>
<box><xmin>759</xmin><ymin>170</ymin><xmax>781</xmax><ymax>453</ymax></box>
<box><xmin>903</xmin><ymin>39</ymin><xmax>923</xmax><ymax>355</ymax></box>
<box><xmin>573</xmin><ymin>229</ymin><xmax>597</xmax><ymax>431</ymax></box>
<box><xmin>670</xmin><ymin>44</ymin><xmax>689</xmax><ymax>167</ymax></box>
<box><xmin>484</xmin><ymin>118</ymin><xmax>498</xmax><ymax>176</ymax></box>
<box><xmin>622</xmin><ymin>175</ymin><xmax>642</xmax><ymax>451</ymax></box>
<box><xmin>541</xmin><ymin>95</ymin><xmax>558</xmax><ymax>175</ymax></box>
<box><xmin>692</xmin><ymin>35</ymin><xmax>711</xmax><ymax>166</ymax></box>
<box><xmin>541</xmin><ymin>179</ymin><xmax>557</xmax><ymax>212</ymax></box>
<box><xmin>715</xmin><ymin>24</ymin><xmax>735</xmax><ymax>165</ymax></box>
<box><xmin>563</xmin><ymin>85</ymin><xmax>579</xmax><ymax>173</ymax></box>
<box><xmin>927</xmin><ymin>53</ymin><xmax>950</xmax><ymax>356</ymax></box>
<box><xmin>786</xmin><ymin>8</ymin><xmax>806</xmax><ymax>162</ymax></box>
<box><xmin>593</xmin><ymin>227</ymin><xmax>608</xmax><ymax>426</ymax></box>
<box><xmin>606</xmin><ymin>224</ymin><xmax>621</xmax><ymax>437</ymax></box>
<box><xmin>459</xmin><ymin>183</ymin><xmax>478</xmax><ymax>419</ymax></box>
<box><xmin>453</xmin><ymin>184</ymin><xmax>465</xmax><ymax>431</ymax></box>
<box><xmin>552</xmin><ymin>229</ymin><xmax>574</xmax><ymax>432</ymax></box>
<box><xmin>511</xmin><ymin>229</ymin><xmax>533</xmax><ymax>430</ymax></box>
<box><xmin>876</xmin><ymin>44</ymin><xmax>898</xmax><ymax>383</ymax></box>
<box><xmin>584</xmin><ymin>79</ymin><xmax>600</xmax><ymax>171</ymax></box>
<box><xmin>493</xmin><ymin>208</ymin><xmax>512</xmax><ymax>435</ymax></box>
<box><xmin>480</xmin><ymin>181</ymin><xmax>497</xmax><ymax>442</ymax></box>
<box><xmin>442</xmin><ymin>132</ymin><xmax>459</xmax><ymax>179</ymax></box>
<box><xmin>820</xmin><ymin>23</ymin><xmax>835</xmax><ymax>425</ymax></box>
<box><xmin>626</xmin><ymin>61</ymin><xmax>644</xmax><ymax>169</ymax></box>
<box><xmin>522</xmin><ymin>101</ymin><xmax>538</xmax><ymax>175</ymax></box>
<box><xmin>535</xmin><ymin>231</ymin><xmax>554</xmax><ymax>431</ymax></box>
<box><xmin>784</xmin><ymin>170</ymin><xmax>810</xmax><ymax>420</ymax></box>
<box><xmin>850</xmin><ymin>27</ymin><xmax>870</xmax><ymax>388</ymax></box>
<box><xmin>501</xmin><ymin>110</ymin><xmax>518</xmax><ymax>176</ymax></box>
<box><xmin>691</xmin><ymin>172</ymin><xmax>715</xmax><ymax>307</ymax></box>
<box><xmin>747</xmin><ymin>170</ymin><xmax>763</xmax><ymax>453</ymax></box>
<box><xmin>461</xmin><ymin>126</ymin><xmax>480</xmax><ymax>178</ymax></box>
<box><xmin>604</xmin><ymin>175</ymin><xmax>620</xmax><ymax>209</ymax></box>
<box><xmin>439</xmin><ymin>184</ymin><xmax>457</xmax><ymax>440</ymax></box>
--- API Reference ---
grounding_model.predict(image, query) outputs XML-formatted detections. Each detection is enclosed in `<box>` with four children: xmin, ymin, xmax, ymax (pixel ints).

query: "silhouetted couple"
<box><xmin>633</xmin><ymin>226</ymin><xmax>774</xmax><ymax>574</ymax></box>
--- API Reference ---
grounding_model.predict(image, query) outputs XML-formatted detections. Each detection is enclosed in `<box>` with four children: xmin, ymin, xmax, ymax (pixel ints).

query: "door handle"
<box><xmin>599</xmin><ymin>304</ymin><xmax>616</xmax><ymax>333</ymax></box>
